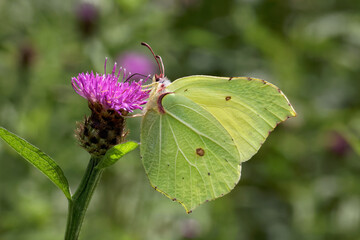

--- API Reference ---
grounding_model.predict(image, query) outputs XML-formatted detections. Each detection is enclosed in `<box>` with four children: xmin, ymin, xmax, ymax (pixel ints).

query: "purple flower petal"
<box><xmin>72</xmin><ymin>60</ymin><xmax>150</xmax><ymax>114</ymax></box>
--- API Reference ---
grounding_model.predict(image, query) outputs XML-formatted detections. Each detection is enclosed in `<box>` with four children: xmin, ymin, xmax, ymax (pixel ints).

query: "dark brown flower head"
<box><xmin>75</xmin><ymin>102</ymin><xmax>128</xmax><ymax>156</ymax></box>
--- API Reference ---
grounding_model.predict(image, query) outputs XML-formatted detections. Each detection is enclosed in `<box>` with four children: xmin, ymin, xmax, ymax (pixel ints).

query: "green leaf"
<box><xmin>96</xmin><ymin>141</ymin><xmax>138</xmax><ymax>169</ymax></box>
<box><xmin>0</xmin><ymin>127</ymin><xmax>72</xmax><ymax>200</ymax></box>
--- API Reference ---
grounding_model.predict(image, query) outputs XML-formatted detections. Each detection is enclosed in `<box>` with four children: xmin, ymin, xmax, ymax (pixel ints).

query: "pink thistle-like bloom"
<box><xmin>72</xmin><ymin>59</ymin><xmax>150</xmax><ymax>115</ymax></box>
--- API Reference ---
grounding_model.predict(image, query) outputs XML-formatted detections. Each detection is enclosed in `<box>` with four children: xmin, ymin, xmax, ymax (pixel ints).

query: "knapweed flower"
<box><xmin>72</xmin><ymin>60</ymin><xmax>149</xmax><ymax>115</ymax></box>
<box><xmin>72</xmin><ymin>59</ymin><xmax>150</xmax><ymax>156</ymax></box>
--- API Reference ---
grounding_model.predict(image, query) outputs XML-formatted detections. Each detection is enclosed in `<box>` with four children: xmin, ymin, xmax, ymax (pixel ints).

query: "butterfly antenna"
<box><xmin>155</xmin><ymin>55</ymin><xmax>165</xmax><ymax>77</ymax></box>
<box><xmin>141</xmin><ymin>42</ymin><xmax>163</xmax><ymax>76</ymax></box>
<box><xmin>125</xmin><ymin>73</ymin><xmax>149</xmax><ymax>82</ymax></box>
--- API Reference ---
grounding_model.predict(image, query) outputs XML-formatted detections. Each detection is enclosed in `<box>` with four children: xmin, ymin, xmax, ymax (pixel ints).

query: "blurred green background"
<box><xmin>1</xmin><ymin>0</ymin><xmax>360</xmax><ymax>239</ymax></box>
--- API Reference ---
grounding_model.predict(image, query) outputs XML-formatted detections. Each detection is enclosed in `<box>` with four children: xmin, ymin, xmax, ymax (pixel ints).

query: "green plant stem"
<box><xmin>64</xmin><ymin>157</ymin><xmax>104</xmax><ymax>240</ymax></box>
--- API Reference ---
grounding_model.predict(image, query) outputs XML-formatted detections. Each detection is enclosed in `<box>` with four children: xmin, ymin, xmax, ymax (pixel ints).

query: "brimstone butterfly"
<box><xmin>140</xmin><ymin>43</ymin><xmax>296</xmax><ymax>213</ymax></box>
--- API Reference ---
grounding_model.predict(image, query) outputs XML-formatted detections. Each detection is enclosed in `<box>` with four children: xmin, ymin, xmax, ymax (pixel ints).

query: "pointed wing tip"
<box><xmin>282</xmin><ymin>108</ymin><xmax>297</xmax><ymax>122</ymax></box>
<box><xmin>287</xmin><ymin>108</ymin><xmax>297</xmax><ymax>118</ymax></box>
<box><xmin>289</xmin><ymin>106</ymin><xmax>297</xmax><ymax>118</ymax></box>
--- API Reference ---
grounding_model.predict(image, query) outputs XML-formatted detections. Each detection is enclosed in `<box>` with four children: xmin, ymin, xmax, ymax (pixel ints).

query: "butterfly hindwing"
<box><xmin>141</xmin><ymin>93</ymin><xmax>241</xmax><ymax>212</ymax></box>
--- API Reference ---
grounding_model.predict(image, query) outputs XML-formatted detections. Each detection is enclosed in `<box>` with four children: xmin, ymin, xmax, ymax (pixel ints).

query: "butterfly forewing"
<box><xmin>166</xmin><ymin>75</ymin><xmax>296</xmax><ymax>162</ymax></box>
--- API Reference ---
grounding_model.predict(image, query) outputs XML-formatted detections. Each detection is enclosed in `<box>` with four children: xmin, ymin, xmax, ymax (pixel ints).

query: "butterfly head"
<box><xmin>141</xmin><ymin>42</ymin><xmax>172</xmax><ymax>113</ymax></box>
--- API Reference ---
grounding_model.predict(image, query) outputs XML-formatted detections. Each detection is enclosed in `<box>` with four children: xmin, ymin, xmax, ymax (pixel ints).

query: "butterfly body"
<box><xmin>143</xmin><ymin>76</ymin><xmax>171</xmax><ymax>113</ymax></box>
